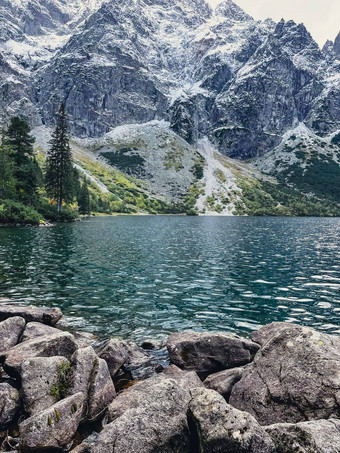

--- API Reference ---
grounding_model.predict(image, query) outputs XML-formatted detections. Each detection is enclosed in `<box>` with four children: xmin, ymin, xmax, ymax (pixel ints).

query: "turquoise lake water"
<box><xmin>0</xmin><ymin>216</ymin><xmax>339</xmax><ymax>342</ymax></box>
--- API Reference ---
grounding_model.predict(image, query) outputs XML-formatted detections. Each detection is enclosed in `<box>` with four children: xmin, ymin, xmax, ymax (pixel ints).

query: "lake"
<box><xmin>0</xmin><ymin>216</ymin><xmax>339</xmax><ymax>342</ymax></box>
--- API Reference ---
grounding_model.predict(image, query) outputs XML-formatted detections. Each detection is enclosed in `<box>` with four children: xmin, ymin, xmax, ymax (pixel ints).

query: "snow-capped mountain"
<box><xmin>1</xmin><ymin>0</ymin><xmax>339</xmax><ymax>160</ymax></box>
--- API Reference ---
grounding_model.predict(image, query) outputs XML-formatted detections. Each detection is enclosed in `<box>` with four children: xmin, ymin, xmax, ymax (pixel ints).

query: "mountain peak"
<box><xmin>215</xmin><ymin>0</ymin><xmax>252</xmax><ymax>22</ymax></box>
<box><xmin>334</xmin><ymin>31</ymin><xmax>340</xmax><ymax>55</ymax></box>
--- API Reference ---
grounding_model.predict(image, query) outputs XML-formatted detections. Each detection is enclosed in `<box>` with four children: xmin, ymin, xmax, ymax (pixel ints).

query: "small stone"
<box><xmin>204</xmin><ymin>367</ymin><xmax>244</xmax><ymax>401</ymax></box>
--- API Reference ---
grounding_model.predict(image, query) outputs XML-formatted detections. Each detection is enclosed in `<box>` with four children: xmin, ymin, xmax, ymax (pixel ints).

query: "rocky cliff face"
<box><xmin>1</xmin><ymin>0</ymin><xmax>339</xmax><ymax>160</ymax></box>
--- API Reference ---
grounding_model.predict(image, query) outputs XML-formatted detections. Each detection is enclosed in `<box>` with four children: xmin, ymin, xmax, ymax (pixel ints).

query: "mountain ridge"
<box><xmin>1</xmin><ymin>0</ymin><xmax>340</xmax><ymax>215</ymax></box>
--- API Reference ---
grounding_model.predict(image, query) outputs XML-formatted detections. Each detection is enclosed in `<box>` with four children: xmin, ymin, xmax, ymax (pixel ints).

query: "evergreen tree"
<box><xmin>6</xmin><ymin>116</ymin><xmax>35</xmax><ymax>166</ymax></box>
<box><xmin>45</xmin><ymin>103</ymin><xmax>77</xmax><ymax>211</ymax></box>
<box><xmin>0</xmin><ymin>134</ymin><xmax>16</xmax><ymax>199</ymax></box>
<box><xmin>78</xmin><ymin>179</ymin><xmax>90</xmax><ymax>215</ymax></box>
<box><xmin>4</xmin><ymin>117</ymin><xmax>39</xmax><ymax>203</ymax></box>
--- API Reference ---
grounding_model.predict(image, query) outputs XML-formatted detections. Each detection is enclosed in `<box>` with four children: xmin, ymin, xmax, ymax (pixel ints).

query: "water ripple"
<box><xmin>0</xmin><ymin>216</ymin><xmax>340</xmax><ymax>342</ymax></box>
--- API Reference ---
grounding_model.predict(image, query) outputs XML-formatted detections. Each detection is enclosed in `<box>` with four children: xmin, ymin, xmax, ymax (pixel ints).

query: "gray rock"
<box><xmin>67</xmin><ymin>347</ymin><xmax>97</xmax><ymax>398</ymax></box>
<box><xmin>160</xmin><ymin>365</ymin><xmax>203</xmax><ymax>391</ymax></box>
<box><xmin>0</xmin><ymin>304</ymin><xmax>62</xmax><ymax>326</ymax></box>
<box><xmin>21</xmin><ymin>322</ymin><xmax>60</xmax><ymax>342</ymax></box>
<box><xmin>0</xmin><ymin>383</ymin><xmax>20</xmax><ymax>429</ymax></box>
<box><xmin>251</xmin><ymin>322</ymin><xmax>293</xmax><ymax>346</ymax></box>
<box><xmin>230</xmin><ymin>323</ymin><xmax>340</xmax><ymax>425</ymax></box>
<box><xmin>97</xmin><ymin>339</ymin><xmax>131</xmax><ymax>378</ymax></box>
<box><xmin>21</xmin><ymin>356</ymin><xmax>70</xmax><ymax>415</ymax></box>
<box><xmin>2</xmin><ymin>331</ymin><xmax>77</xmax><ymax>377</ymax></box>
<box><xmin>188</xmin><ymin>387</ymin><xmax>276</xmax><ymax>453</ymax></box>
<box><xmin>73</xmin><ymin>331</ymin><xmax>98</xmax><ymax>349</ymax></box>
<box><xmin>123</xmin><ymin>341</ymin><xmax>155</xmax><ymax>380</ymax></box>
<box><xmin>87</xmin><ymin>358</ymin><xmax>116</xmax><ymax>421</ymax></box>
<box><xmin>265</xmin><ymin>419</ymin><xmax>340</xmax><ymax>453</ymax></box>
<box><xmin>0</xmin><ymin>317</ymin><xmax>26</xmax><ymax>352</ymax></box>
<box><xmin>19</xmin><ymin>392</ymin><xmax>84</xmax><ymax>451</ymax></box>
<box><xmin>97</xmin><ymin>338</ymin><xmax>154</xmax><ymax>380</ymax></box>
<box><xmin>67</xmin><ymin>348</ymin><xmax>116</xmax><ymax>422</ymax></box>
<box><xmin>81</xmin><ymin>378</ymin><xmax>192</xmax><ymax>453</ymax></box>
<box><xmin>167</xmin><ymin>331</ymin><xmax>259</xmax><ymax>373</ymax></box>
<box><xmin>204</xmin><ymin>367</ymin><xmax>244</xmax><ymax>401</ymax></box>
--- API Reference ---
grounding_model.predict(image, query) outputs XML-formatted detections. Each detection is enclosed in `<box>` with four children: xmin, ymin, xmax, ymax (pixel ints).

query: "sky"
<box><xmin>207</xmin><ymin>0</ymin><xmax>340</xmax><ymax>47</ymax></box>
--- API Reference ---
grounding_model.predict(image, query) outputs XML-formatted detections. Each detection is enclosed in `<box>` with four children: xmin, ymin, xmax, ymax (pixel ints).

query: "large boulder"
<box><xmin>188</xmin><ymin>388</ymin><xmax>276</xmax><ymax>453</ymax></box>
<box><xmin>0</xmin><ymin>303</ymin><xmax>62</xmax><ymax>325</ymax></box>
<box><xmin>19</xmin><ymin>392</ymin><xmax>84</xmax><ymax>451</ymax></box>
<box><xmin>0</xmin><ymin>383</ymin><xmax>20</xmax><ymax>429</ymax></box>
<box><xmin>1</xmin><ymin>332</ymin><xmax>77</xmax><ymax>377</ymax></box>
<box><xmin>21</xmin><ymin>356</ymin><xmax>70</xmax><ymax>415</ymax></box>
<box><xmin>265</xmin><ymin>419</ymin><xmax>340</xmax><ymax>453</ymax></box>
<box><xmin>21</xmin><ymin>322</ymin><xmax>59</xmax><ymax>342</ymax></box>
<box><xmin>167</xmin><ymin>331</ymin><xmax>259</xmax><ymax>373</ymax></box>
<box><xmin>230</xmin><ymin>323</ymin><xmax>340</xmax><ymax>425</ymax></box>
<box><xmin>87</xmin><ymin>358</ymin><xmax>116</xmax><ymax>421</ymax></box>
<box><xmin>0</xmin><ymin>316</ymin><xmax>26</xmax><ymax>352</ymax></box>
<box><xmin>78</xmin><ymin>378</ymin><xmax>193</xmax><ymax>452</ymax></box>
<box><xmin>204</xmin><ymin>367</ymin><xmax>244</xmax><ymax>401</ymax></box>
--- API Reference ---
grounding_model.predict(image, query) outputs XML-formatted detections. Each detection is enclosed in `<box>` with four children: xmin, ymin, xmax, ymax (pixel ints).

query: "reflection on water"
<box><xmin>0</xmin><ymin>216</ymin><xmax>339</xmax><ymax>342</ymax></box>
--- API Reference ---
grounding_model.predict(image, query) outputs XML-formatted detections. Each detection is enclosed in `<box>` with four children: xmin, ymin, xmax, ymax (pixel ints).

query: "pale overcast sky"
<box><xmin>207</xmin><ymin>0</ymin><xmax>340</xmax><ymax>47</ymax></box>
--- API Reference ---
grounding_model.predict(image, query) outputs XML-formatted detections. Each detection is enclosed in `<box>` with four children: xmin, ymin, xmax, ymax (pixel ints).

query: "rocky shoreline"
<box><xmin>0</xmin><ymin>301</ymin><xmax>339</xmax><ymax>452</ymax></box>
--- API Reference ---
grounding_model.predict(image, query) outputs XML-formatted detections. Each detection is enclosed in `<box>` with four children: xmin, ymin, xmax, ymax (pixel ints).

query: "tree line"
<box><xmin>0</xmin><ymin>104</ymin><xmax>90</xmax><ymax>224</ymax></box>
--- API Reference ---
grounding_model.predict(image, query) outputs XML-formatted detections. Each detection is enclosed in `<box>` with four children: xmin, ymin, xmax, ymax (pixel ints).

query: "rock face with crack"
<box><xmin>229</xmin><ymin>323</ymin><xmax>340</xmax><ymax>425</ymax></box>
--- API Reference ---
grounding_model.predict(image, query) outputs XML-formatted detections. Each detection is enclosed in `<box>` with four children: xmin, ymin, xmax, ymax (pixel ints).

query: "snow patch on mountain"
<box><xmin>251</xmin><ymin>123</ymin><xmax>340</xmax><ymax>176</ymax></box>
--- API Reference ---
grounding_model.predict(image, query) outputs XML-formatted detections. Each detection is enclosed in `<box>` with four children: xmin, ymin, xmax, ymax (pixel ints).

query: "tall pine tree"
<box><xmin>0</xmin><ymin>133</ymin><xmax>16</xmax><ymax>199</ymax></box>
<box><xmin>78</xmin><ymin>179</ymin><xmax>90</xmax><ymax>215</ymax></box>
<box><xmin>4</xmin><ymin>117</ymin><xmax>39</xmax><ymax>204</ymax></box>
<box><xmin>45</xmin><ymin>104</ymin><xmax>76</xmax><ymax>211</ymax></box>
<box><xmin>6</xmin><ymin>116</ymin><xmax>35</xmax><ymax>166</ymax></box>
